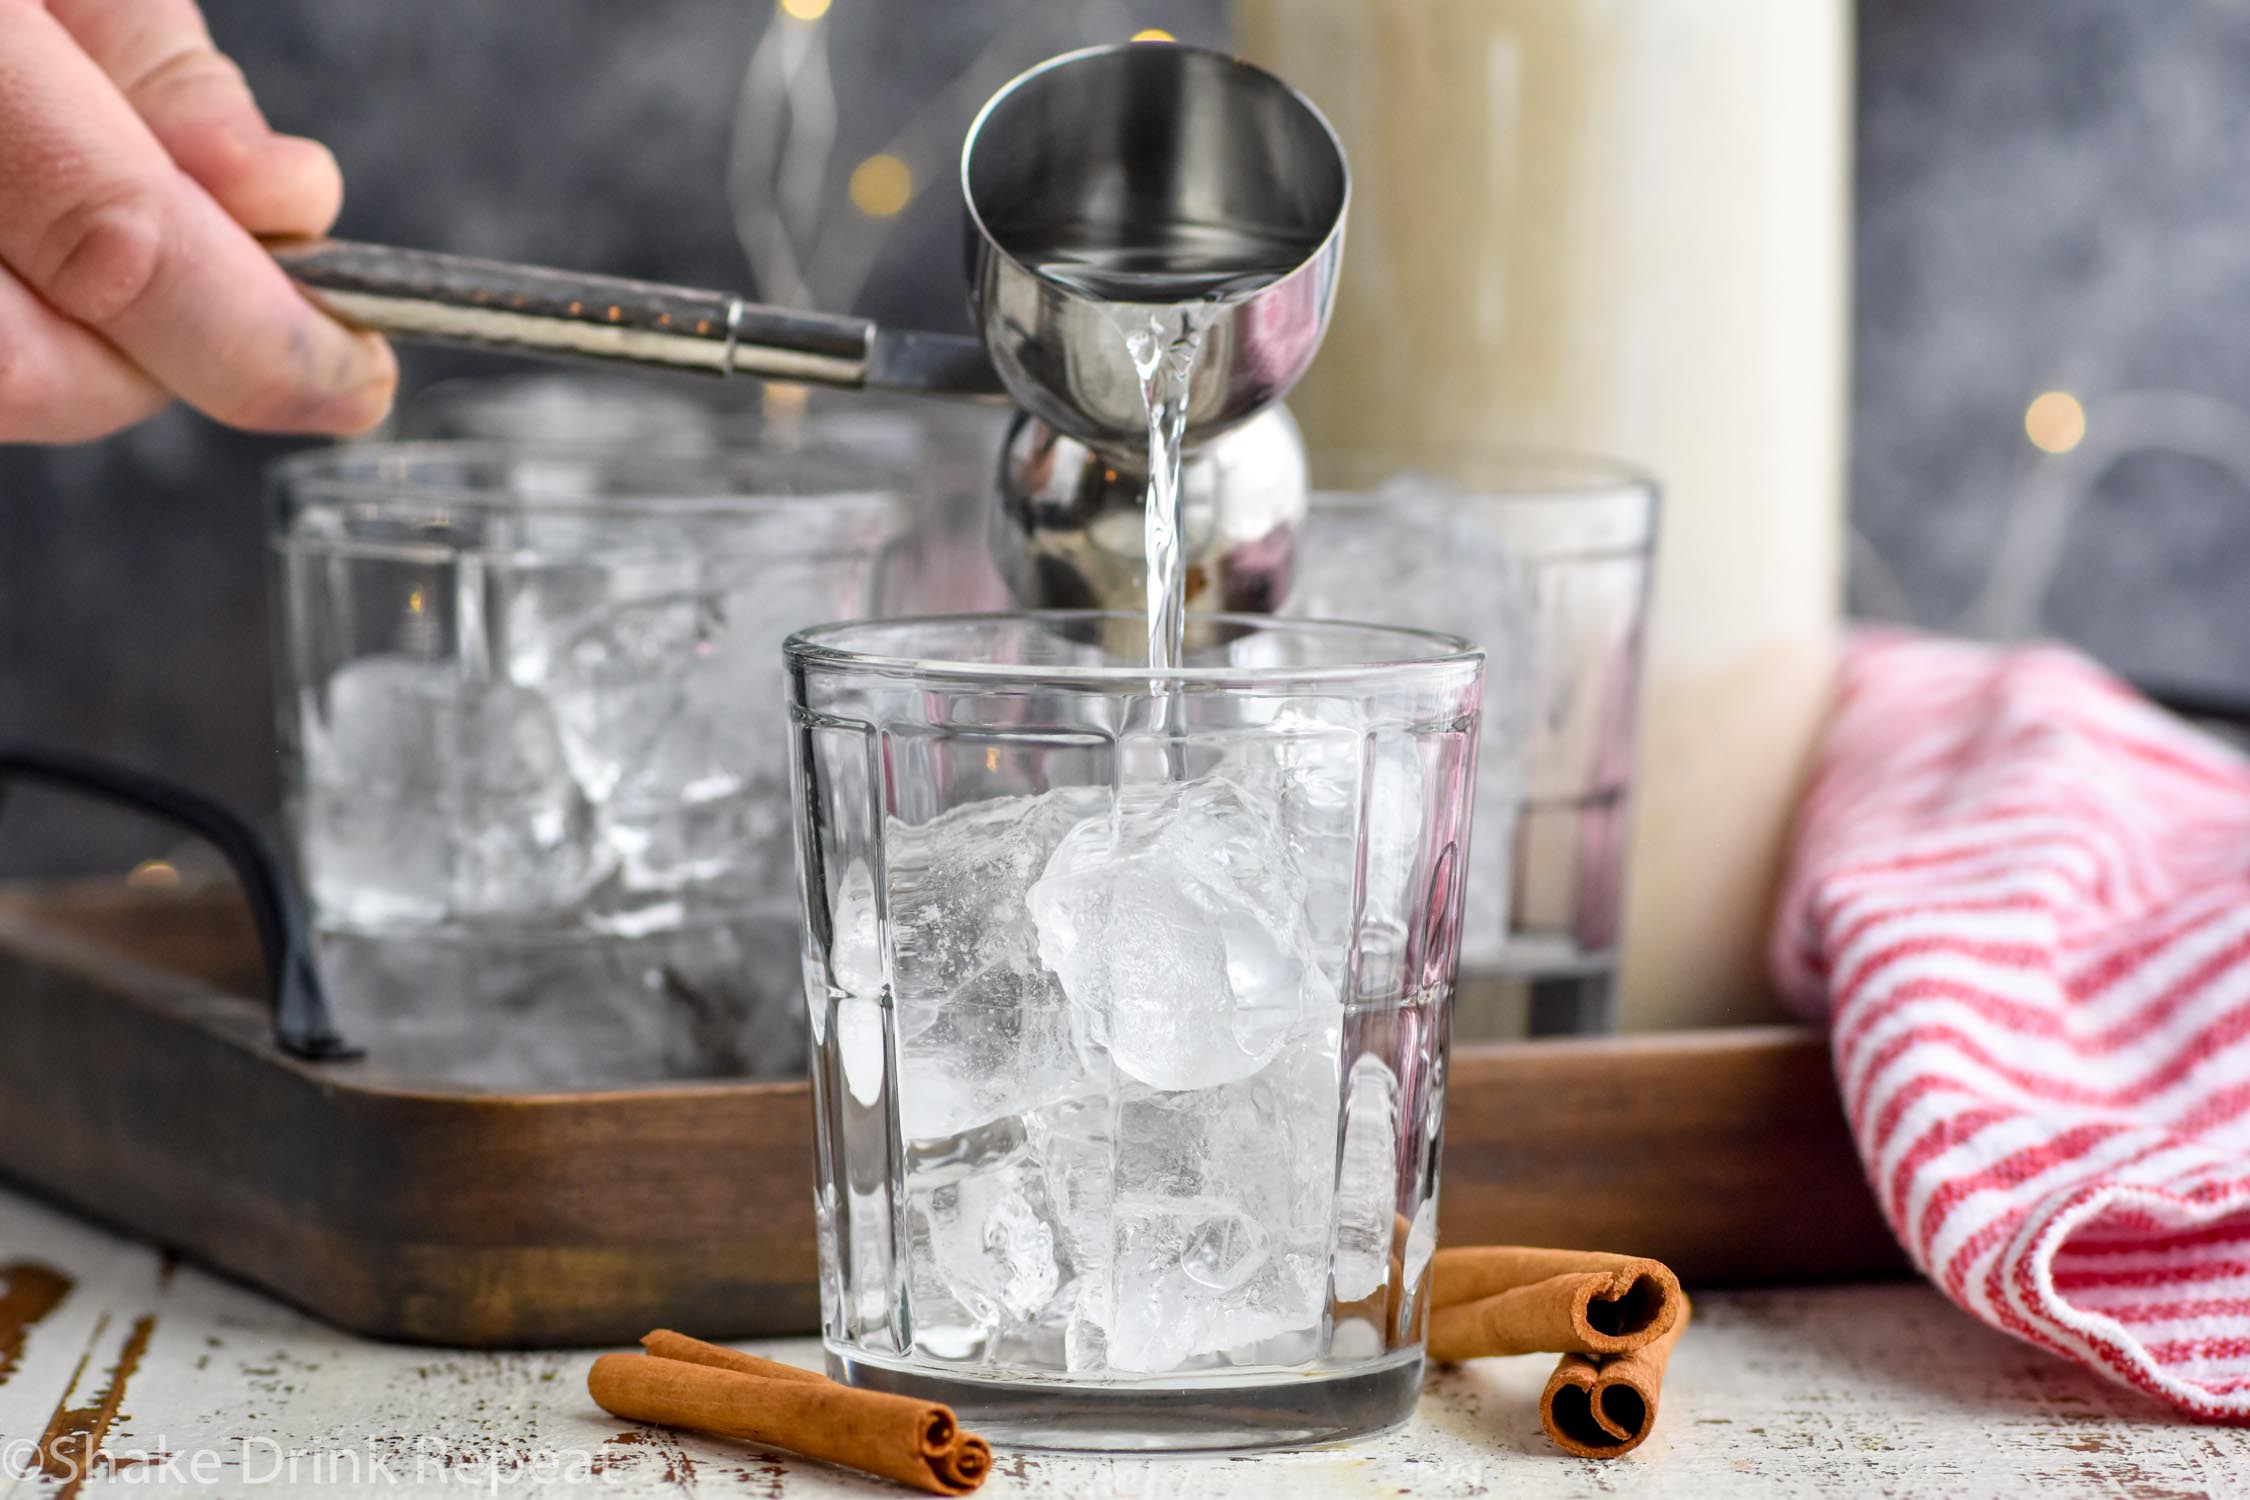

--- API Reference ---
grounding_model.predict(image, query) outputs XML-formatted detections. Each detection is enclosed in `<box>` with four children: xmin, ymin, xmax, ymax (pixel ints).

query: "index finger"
<box><xmin>0</xmin><ymin>2</ymin><xmax>394</xmax><ymax>435</ymax></box>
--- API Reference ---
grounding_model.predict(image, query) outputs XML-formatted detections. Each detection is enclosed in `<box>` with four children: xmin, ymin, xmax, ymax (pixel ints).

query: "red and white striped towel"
<box><xmin>1773</xmin><ymin>631</ymin><xmax>2250</xmax><ymax>1420</ymax></box>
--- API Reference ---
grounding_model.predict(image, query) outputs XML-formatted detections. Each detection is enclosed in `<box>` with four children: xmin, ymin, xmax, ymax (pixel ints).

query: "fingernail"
<box><xmin>309</xmin><ymin>335</ymin><xmax>397</xmax><ymax>435</ymax></box>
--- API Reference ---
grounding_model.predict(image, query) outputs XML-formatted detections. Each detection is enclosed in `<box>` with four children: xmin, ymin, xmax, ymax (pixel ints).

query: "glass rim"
<box><xmin>786</xmin><ymin>610</ymin><xmax>1484</xmax><ymax>688</ymax></box>
<box><xmin>267</xmin><ymin>438</ymin><xmax>921</xmax><ymax>520</ymax></box>
<box><xmin>1305</xmin><ymin>448</ymin><xmax>1658</xmax><ymax>562</ymax></box>
<box><xmin>1309</xmin><ymin>446</ymin><xmax>1658</xmax><ymax>501</ymax></box>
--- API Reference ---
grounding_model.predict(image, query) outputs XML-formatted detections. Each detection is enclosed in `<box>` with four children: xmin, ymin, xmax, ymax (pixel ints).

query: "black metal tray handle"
<box><xmin>0</xmin><ymin>746</ymin><xmax>357</xmax><ymax>1060</ymax></box>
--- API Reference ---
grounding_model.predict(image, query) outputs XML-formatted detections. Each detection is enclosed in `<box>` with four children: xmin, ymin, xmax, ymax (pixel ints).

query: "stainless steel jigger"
<box><xmin>964</xmin><ymin>43</ymin><xmax>1346</xmax><ymax>614</ymax></box>
<box><xmin>272</xmin><ymin>42</ymin><xmax>1348</xmax><ymax>615</ymax></box>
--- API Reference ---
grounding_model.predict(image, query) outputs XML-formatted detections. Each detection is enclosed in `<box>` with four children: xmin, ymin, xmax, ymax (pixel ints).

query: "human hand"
<box><xmin>0</xmin><ymin>0</ymin><xmax>396</xmax><ymax>443</ymax></box>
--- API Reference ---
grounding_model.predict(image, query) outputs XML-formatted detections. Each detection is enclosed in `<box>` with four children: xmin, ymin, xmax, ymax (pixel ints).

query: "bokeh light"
<box><xmin>848</xmin><ymin>153</ymin><xmax>913</xmax><ymax>218</ymax></box>
<box><xmin>2025</xmin><ymin>391</ymin><xmax>2087</xmax><ymax>454</ymax></box>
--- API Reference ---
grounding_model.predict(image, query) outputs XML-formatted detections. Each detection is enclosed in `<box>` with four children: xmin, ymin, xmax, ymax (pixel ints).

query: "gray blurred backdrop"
<box><xmin>5</xmin><ymin>0</ymin><xmax>2248</xmax><ymax>876</ymax></box>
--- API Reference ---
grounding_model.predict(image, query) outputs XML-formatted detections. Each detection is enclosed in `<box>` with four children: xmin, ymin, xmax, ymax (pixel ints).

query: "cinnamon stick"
<box><xmin>1539</xmin><ymin>1296</ymin><xmax>1691</xmax><ymax>1458</ymax></box>
<box><xmin>1426</xmin><ymin>1247</ymin><xmax>1682</xmax><ymax>1361</ymax></box>
<box><xmin>644</xmin><ymin>1332</ymin><xmax>992</xmax><ymax>1492</ymax></box>
<box><xmin>641</xmin><ymin>1330</ymin><xmax>828</xmax><ymax>1385</ymax></box>
<box><xmin>589</xmin><ymin>1333</ymin><xmax>990</xmax><ymax>1495</ymax></box>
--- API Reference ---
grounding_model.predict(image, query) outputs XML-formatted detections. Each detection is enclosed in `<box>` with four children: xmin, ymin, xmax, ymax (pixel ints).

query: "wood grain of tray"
<box><xmin>0</xmin><ymin>882</ymin><xmax>1907</xmax><ymax>1348</ymax></box>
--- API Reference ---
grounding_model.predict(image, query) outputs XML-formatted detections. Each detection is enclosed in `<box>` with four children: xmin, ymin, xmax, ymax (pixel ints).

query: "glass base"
<box><xmin>827</xmin><ymin>1347</ymin><xmax>1425</xmax><ymax>1454</ymax></box>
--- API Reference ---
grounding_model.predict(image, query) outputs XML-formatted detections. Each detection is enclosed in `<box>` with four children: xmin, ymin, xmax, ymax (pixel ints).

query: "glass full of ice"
<box><xmin>788</xmin><ymin>612</ymin><xmax>1485</xmax><ymax>1451</ymax></box>
<box><xmin>268</xmin><ymin>442</ymin><xmax>912</xmax><ymax>1088</ymax></box>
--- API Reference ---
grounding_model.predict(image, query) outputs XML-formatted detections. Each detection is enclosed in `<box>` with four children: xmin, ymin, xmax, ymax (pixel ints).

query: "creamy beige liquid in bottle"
<box><xmin>1238</xmin><ymin>0</ymin><xmax>1850</xmax><ymax>1029</ymax></box>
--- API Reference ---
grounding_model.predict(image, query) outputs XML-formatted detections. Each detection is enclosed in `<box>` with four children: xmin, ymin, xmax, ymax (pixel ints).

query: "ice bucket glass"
<box><xmin>269</xmin><ymin>442</ymin><xmax>913</xmax><ymax>1087</ymax></box>
<box><xmin>787</xmin><ymin>613</ymin><xmax>1486</xmax><ymax>1451</ymax></box>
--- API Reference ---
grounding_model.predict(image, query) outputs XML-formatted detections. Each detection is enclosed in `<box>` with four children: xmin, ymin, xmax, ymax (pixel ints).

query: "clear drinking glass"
<box><xmin>394</xmin><ymin>376</ymin><xmax>1016</xmax><ymax>617</ymax></box>
<box><xmin>268</xmin><ymin>442</ymin><xmax>916</xmax><ymax>1088</ymax></box>
<box><xmin>788</xmin><ymin>613</ymin><xmax>1486</xmax><ymax>1451</ymax></box>
<box><xmin>1287</xmin><ymin>457</ymin><xmax>1657</xmax><ymax>1038</ymax></box>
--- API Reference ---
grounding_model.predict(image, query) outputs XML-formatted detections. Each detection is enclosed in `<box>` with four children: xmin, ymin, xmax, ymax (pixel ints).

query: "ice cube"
<box><xmin>1057</xmin><ymin>1032</ymin><xmax>1342</xmax><ymax>1374</ymax></box>
<box><xmin>517</xmin><ymin>541</ymin><xmax>844</xmax><ymax>903</ymax></box>
<box><xmin>303</xmin><ymin>656</ymin><xmax>605</xmax><ymax>926</ymax></box>
<box><xmin>1023</xmin><ymin>1094</ymin><xmax>1118</xmax><ymax>1373</ymax></box>
<box><xmin>1179</xmin><ymin>1210</ymin><xmax>1271</xmax><ymax>1292</ymax></box>
<box><xmin>531</xmin><ymin>583</ymin><xmax>776</xmax><ymax>897</ymax></box>
<box><xmin>1217</xmin><ymin>716</ymin><xmax>1426</xmax><ymax>993</ymax></box>
<box><xmin>885</xmin><ymin>789</ymin><xmax>1108</xmax><ymax>1139</ymax></box>
<box><xmin>599</xmin><ymin>729</ymin><xmax>789</xmax><ymax>897</ymax></box>
<box><xmin>313</xmin><ymin>911</ymin><xmax>803</xmax><ymax>1088</ymax></box>
<box><xmin>1029</xmin><ymin>777</ymin><xmax>1339</xmax><ymax>1092</ymax></box>
<box><xmin>596</xmin><ymin>565</ymin><xmax>820</xmax><ymax>896</ymax></box>
<box><xmin>1211</xmin><ymin>715</ymin><xmax>1357</xmax><ymax>958</ymax></box>
<box><xmin>906</xmin><ymin>1119</ymin><xmax>1079</xmax><ymax>1364</ymax></box>
<box><xmin>1332</xmin><ymin>1054</ymin><xmax>1402</xmax><ymax>1303</ymax></box>
<box><xmin>303</xmin><ymin>659</ymin><xmax>449</xmax><ymax>927</ymax></box>
<box><xmin>913</xmin><ymin>1151</ymin><xmax>1063</xmax><ymax>1332</ymax></box>
<box><xmin>512</xmin><ymin>576</ymin><xmax>712</xmax><ymax>804</ymax></box>
<box><xmin>887</xmin><ymin>789</ymin><xmax>1103</xmax><ymax>993</ymax></box>
<box><xmin>896</xmin><ymin>966</ymin><xmax>1086</xmax><ymax>1142</ymax></box>
<box><xmin>1100</xmin><ymin>1204</ymin><xmax>1244</xmax><ymax>1374</ymax></box>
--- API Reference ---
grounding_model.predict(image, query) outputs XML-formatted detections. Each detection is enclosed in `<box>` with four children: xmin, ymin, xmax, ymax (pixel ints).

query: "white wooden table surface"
<box><xmin>0</xmin><ymin>1184</ymin><xmax>2240</xmax><ymax>1499</ymax></box>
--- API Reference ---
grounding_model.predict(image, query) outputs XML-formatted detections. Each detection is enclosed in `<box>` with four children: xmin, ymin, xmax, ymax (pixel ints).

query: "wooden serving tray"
<box><xmin>0</xmin><ymin>882</ymin><xmax>1907</xmax><ymax>1348</ymax></box>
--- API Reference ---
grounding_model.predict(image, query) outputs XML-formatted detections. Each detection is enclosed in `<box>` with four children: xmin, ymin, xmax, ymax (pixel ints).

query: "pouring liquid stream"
<box><xmin>1124</xmin><ymin>311</ymin><xmax>1203</xmax><ymax>680</ymax></box>
<box><xmin>1034</xmin><ymin>229</ymin><xmax>1298</xmax><ymax>706</ymax></box>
